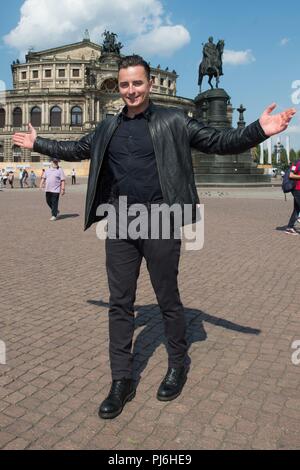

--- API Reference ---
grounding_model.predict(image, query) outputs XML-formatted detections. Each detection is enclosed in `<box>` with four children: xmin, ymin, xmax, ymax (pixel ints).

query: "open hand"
<box><xmin>13</xmin><ymin>123</ymin><xmax>37</xmax><ymax>150</ymax></box>
<box><xmin>259</xmin><ymin>103</ymin><xmax>296</xmax><ymax>137</ymax></box>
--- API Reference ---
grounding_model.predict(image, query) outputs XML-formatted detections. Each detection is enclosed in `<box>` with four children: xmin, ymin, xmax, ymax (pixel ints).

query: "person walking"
<box><xmin>2</xmin><ymin>170</ymin><xmax>8</xmax><ymax>187</ymax></box>
<box><xmin>285</xmin><ymin>160</ymin><xmax>300</xmax><ymax>235</ymax></box>
<box><xmin>30</xmin><ymin>170</ymin><xmax>37</xmax><ymax>188</ymax></box>
<box><xmin>22</xmin><ymin>168</ymin><xmax>29</xmax><ymax>188</ymax></box>
<box><xmin>71</xmin><ymin>168</ymin><xmax>77</xmax><ymax>185</ymax></box>
<box><xmin>8</xmin><ymin>172</ymin><xmax>14</xmax><ymax>189</ymax></box>
<box><xmin>13</xmin><ymin>54</ymin><xmax>296</xmax><ymax>420</ymax></box>
<box><xmin>19</xmin><ymin>169</ymin><xmax>24</xmax><ymax>188</ymax></box>
<box><xmin>39</xmin><ymin>158</ymin><xmax>65</xmax><ymax>221</ymax></box>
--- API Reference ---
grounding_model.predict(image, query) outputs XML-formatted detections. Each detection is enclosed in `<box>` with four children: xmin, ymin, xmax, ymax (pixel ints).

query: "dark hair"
<box><xmin>118</xmin><ymin>55</ymin><xmax>151</xmax><ymax>81</ymax></box>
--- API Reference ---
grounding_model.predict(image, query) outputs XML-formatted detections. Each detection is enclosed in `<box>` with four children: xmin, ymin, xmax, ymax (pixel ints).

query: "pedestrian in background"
<box><xmin>22</xmin><ymin>169</ymin><xmax>29</xmax><ymax>188</ymax></box>
<box><xmin>40</xmin><ymin>158</ymin><xmax>65</xmax><ymax>221</ymax></box>
<box><xmin>8</xmin><ymin>172</ymin><xmax>14</xmax><ymax>189</ymax></box>
<box><xmin>71</xmin><ymin>168</ymin><xmax>77</xmax><ymax>185</ymax></box>
<box><xmin>285</xmin><ymin>160</ymin><xmax>300</xmax><ymax>235</ymax></box>
<box><xmin>30</xmin><ymin>170</ymin><xmax>37</xmax><ymax>188</ymax></box>
<box><xmin>19</xmin><ymin>169</ymin><xmax>24</xmax><ymax>188</ymax></box>
<box><xmin>2</xmin><ymin>170</ymin><xmax>8</xmax><ymax>187</ymax></box>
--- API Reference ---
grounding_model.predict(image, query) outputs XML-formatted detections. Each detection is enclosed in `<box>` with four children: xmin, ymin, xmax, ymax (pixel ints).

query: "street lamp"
<box><xmin>274</xmin><ymin>139</ymin><xmax>284</xmax><ymax>165</ymax></box>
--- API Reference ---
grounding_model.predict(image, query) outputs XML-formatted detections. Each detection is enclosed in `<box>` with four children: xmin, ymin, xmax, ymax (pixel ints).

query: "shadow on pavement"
<box><xmin>88</xmin><ymin>299</ymin><xmax>260</xmax><ymax>384</ymax></box>
<box><xmin>57</xmin><ymin>213</ymin><xmax>80</xmax><ymax>220</ymax></box>
<box><xmin>276</xmin><ymin>225</ymin><xmax>300</xmax><ymax>233</ymax></box>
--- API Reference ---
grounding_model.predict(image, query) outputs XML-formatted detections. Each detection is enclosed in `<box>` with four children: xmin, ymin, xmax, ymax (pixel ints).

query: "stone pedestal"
<box><xmin>193</xmin><ymin>89</ymin><xmax>271</xmax><ymax>185</ymax></box>
<box><xmin>195</xmin><ymin>88</ymin><xmax>231</xmax><ymax>129</ymax></box>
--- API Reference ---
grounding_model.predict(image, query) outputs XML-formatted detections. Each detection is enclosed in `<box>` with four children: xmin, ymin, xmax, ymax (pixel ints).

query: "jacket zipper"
<box><xmin>86</xmin><ymin>117</ymin><xmax>119</xmax><ymax>227</ymax></box>
<box><xmin>148</xmin><ymin>120</ymin><xmax>167</xmax><ymax>203</ymax></box>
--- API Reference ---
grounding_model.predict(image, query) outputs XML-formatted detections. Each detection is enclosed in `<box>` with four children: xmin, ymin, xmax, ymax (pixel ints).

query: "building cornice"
<box><xmin>26</xmin><ymin>40</ymin><xmax>102</xmax><ymax>62</ymax></box>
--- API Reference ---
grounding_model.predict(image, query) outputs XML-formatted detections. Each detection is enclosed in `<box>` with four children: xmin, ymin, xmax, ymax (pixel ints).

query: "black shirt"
<box><xmin>107</xmin><ymin>110</ymin><xmax>163</xmax><ymax>204</ymax></box>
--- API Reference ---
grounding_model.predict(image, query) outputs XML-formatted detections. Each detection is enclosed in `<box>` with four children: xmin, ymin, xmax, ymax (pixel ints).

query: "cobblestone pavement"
<box><xmin>0</xmin><ymin>183</ymin><xmax>300</xmax><ymax>450</ymax></box>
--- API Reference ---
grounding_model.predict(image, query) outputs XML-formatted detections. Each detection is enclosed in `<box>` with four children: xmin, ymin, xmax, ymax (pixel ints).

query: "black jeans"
<box><xmin>46</xmin><ymin>192</ymin><xmax>60</xmax><ymax>217</ymax></box>
<box><xmin>287</xmin><ymin>190</ymin><xmax>300</xmax><ymax>228</ymax></box>
<box><xmin>105</xmin><ymin>203</ymin><xmax>187</xmax><ymax>380</ymax></box>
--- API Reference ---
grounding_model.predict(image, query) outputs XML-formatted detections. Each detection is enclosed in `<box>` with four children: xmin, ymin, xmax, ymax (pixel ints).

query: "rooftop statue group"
<box><xmin>198</xmin><ymin>36</ymin><xmax>225</xmax><ymax>92</ymax></box>
<box><xmin>102</xmin><ymin>30</ymin><xmax>123</xmax><ymax>55</ymax></box>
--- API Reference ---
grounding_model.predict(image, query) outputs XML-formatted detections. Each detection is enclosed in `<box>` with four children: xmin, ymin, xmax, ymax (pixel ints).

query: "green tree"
<box><xmin>279</xmin><ymin>149</ymin><xmax>289</xmax><ymax>170</ymax></box>
<box><xmin>290</xmin><ymin>148</ymin><xmax>297</xmax><ymax>163</ymax></box>
<box><xmin>252</xmin><ymin>145</ymin><xmax>259</xmax><ymax>163</ymax></box>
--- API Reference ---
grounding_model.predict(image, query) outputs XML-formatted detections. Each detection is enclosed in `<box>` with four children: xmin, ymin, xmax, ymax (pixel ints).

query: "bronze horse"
<box><xmin>198</xmin><ymin>40</ymin><xmax>225</xmax><ymax>92</ymax></box>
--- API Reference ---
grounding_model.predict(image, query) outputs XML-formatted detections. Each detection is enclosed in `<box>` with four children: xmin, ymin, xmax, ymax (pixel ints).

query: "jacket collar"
<box><xmin>118</xmin><ymin>100</ymin><xmax>154</xmax><ymax>122</ymax></box>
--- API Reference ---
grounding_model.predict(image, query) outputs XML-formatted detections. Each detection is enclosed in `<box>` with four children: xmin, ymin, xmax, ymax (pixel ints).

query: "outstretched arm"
<box><xmin>13</xmin><ymin>124</ymin><xmax>95</xmax><ymax>161</ymax></box>
<box><xmin>13</xmin><ymin>123</ymin><xmax>37</xmax><ymax>150</ymax></box>
<box><xmin>188</xmin><ymin>104</ymin><xmax>296</xmax><ymax>155</ymax></box>
<box><xmin>259</xmin><ymin>103</ymin><xmax>296</xmax><ymax>136</ymax></box>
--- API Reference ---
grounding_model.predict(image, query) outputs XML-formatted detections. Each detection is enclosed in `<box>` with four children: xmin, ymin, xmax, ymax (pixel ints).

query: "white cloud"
<box><xmin>223</xmin><ymin>49</ymin><xmax>256</xmax><ymax>65</ymax></box>
<box><xmin>128</xmin><ymin>25</ymin><xmax>190</xmax><ymax>57</ymax></box>
<box><xmin>280</xmin><ymin>37</ymin><xmax>290</xmax><ymax>46</ymax></box>
<box><xmin>4</xmin><ymin>0</ymin><xmax>190</xmax><ymax>59</ymax></box>
<box><xmin>287</xmin><ymin>125</ymin><xmax>300</xmax><ymax>134</ymax></box>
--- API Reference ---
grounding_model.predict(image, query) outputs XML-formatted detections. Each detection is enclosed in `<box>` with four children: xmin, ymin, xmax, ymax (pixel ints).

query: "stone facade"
<box><xmin>0</xmin><ymin>37</ymin><xmax>194</xmax><ymax>173</ymax></box>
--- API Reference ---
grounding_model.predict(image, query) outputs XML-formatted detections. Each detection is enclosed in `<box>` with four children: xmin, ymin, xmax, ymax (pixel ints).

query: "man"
<box><xmin>285</xmin><ymin>160</ymin><xmax>300</xmax><ymax>235</ymax></box>
<box><xmin>40</xmin><ymin>158</ymin><xmax>65</xmax><ymax>221</ymax></box>
<box><xmin>19</xmin><ymin>169</ymin><xmax>24</xmax><ymax>189</ymax></box>
<box><xmin>2</xmin><ymin>169</ymin><xmax>8</xmax><ymax>187</ymax></box>
<box><xmin>71</xmin><ymin>168</ymin><xmax>77</xmax><ymax>185</ymax></box>
<box><xmin>30</xmin><ymin>170</ymin><xmax>37</xmax><ymax>188</ymax></box>
<box><xmin>202</xmin><ymin>36</ymin><xmax>218</xmax><ymax>72</ymax></box>
<box><xmin>22</xmin><ymin>168</ymin><xmax>29</xmax><ymax>188</ymax></box>
<box><xmin>13</xmin><ymin>55</ymin><xmax>296</xmax><ymax>420</ymax></box>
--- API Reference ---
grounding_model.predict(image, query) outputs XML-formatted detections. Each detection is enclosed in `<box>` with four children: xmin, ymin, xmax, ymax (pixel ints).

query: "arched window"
<box><xmin>50</xmin><ymin>106</ymin><xmax>62</xmax><ymax>127</ymax></box>
<box><xmin>30</xmin><ymin>106</ymin><xmax>42</xmax><ymax>127</ymax></box>
<box><xmin>71</xmin><ymin>106</ymin><xmax>83</xmax><ymax>127</ymax></box>
<box><xmin>12</xmin><ymin>144</ymin><xmax>22</xmax><ymax>162</ymax></box>
<box><xmin>13</xmin><ymin>107</ymin><xmax>22</xmax><ymax>128</ymax></box>
<box><xmin>0</xmin><ymin>108</ymin><xmax>5</xmax><ymax>128</ymax></box>
<box><xmin>100</xmin><ymin>79</ymin><xmax>118</xmax><ymax>93</ymax></box>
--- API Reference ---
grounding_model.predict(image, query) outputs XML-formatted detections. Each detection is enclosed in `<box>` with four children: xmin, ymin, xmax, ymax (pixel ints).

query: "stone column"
<box><xmin>260</xmin><ymin>143</ymin><xmax>264</xmax><ymax>164</ymax></box>
<box><xmin>286</xmin><ymin>136</ymin><xmax>290</xmax><ymax>164</ymax></box>
<box><xmin>267</xmin><ymin>138</ymin><xmax>272</xmax><ymax>165</ymax></box>
<box><xmin>62</xmin><ymin>101</ymin><xmax>66</xmax><ymax>126</ymax></box>
<box><xmin>45</xmin><ymin>101</ymin><xmax>49</xmax><ymax>127</ymax></box>
<box><xmin>66</xmin><ymin>101</ymin><xmax>70</xmax><ymax>126</ymax></box>
<box><xmin>5</xmin><ymin>138</ymin><xmax>13</xmax><ymax>163</ymax></box>
<box><xmin>25</xmin><ymin>102</ymin><xmax>29</xmax><ymax>126</ymax></box>
<box><xmin>97</xmin><ymin>98</ymin><xmax>100</xmax><ymax>123</ymax></box>
<box><xmin>41</xmin><ymin>102</ymin><xmax>46</xmax><ymax>130</ymax></box>
<box><xmin>7</xmin><ymin>102</ymin><xmax>12</xmax><ymax>128</ymax></box>
<box><xmin>67</xmin><ymin>63</ymin><xmax>71</xmax><ymax>89</ymax></box>
<box><xmin>21</xmin><ymin>103</ymin><xmax>26</xmax><ymax>130</ymax></box>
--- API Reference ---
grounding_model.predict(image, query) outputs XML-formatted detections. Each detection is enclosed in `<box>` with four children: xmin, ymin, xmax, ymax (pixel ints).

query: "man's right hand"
<box><xmin>13</xmin><ymin>123</ymin><xmax>37</xmax><ymax>150</ymax></box>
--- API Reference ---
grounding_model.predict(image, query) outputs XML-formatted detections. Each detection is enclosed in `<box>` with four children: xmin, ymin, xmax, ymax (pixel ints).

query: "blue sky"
<box><xmin>1</xmin><ymin>0</ymin><xmax>300</xmax><ymax>149</ymax></box>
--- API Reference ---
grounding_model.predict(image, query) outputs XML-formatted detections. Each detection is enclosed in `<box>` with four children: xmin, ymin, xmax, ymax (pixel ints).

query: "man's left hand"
<box><xmin>259</xmin><ymin>103</ymin><xmax>296</xmax><ymax>137</ymax></box>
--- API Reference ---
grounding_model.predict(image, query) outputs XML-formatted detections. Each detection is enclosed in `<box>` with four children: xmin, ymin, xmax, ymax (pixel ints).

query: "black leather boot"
<box><xmin>98</xmin><ymin>378</ymin><xmax>136</xmax><ymax>419</ymax></box>
<box><xmin>157</xmin><ymin>366</ymin><xmax>188</xmax><ymax>401</ymax></box>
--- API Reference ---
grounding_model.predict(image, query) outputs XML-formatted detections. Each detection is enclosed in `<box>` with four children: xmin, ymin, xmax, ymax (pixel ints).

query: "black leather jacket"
<box><xmin>34</xmin><ymin>102</ymin><xmax>267</xmax><ymax>230</ymax></box>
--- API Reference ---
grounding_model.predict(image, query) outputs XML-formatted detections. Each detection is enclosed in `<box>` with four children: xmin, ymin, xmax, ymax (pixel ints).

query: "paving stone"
<box><xmin>1</xmin><ymin>187</ymin><xmax>300</xmax><ymax>450</ymax></box>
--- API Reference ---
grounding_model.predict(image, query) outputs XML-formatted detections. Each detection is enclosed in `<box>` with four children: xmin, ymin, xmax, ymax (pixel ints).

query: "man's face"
<box><xmin>118</xmin><ymin>65</ymin><xmax>153</xmax><ymax>113</ymax></box>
